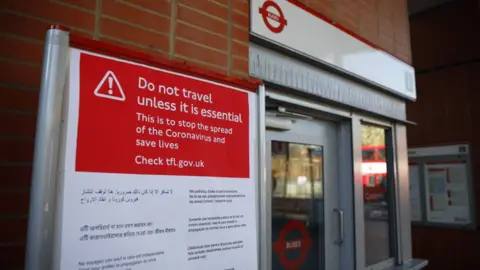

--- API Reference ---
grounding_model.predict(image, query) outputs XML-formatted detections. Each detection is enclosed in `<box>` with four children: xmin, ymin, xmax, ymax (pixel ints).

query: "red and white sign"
<box><xmin>76</xmin><ymin>52</ymin><xmax>250</xmax><ymax>178</ymax></box>
<box><xmin>56</xmin><ymin>48</ymin><xmax>258</xmax><ymax>270</ymax></box>
<box><xmin>250</xmin><ymin>0</ymin><xmax>417</xmax><ymax>100</ymax></box>
<box><xmin>258</xmin><ymin>0</ymin><xmax>287</xmax><ymax>34</ymax></box>
<box><xmin>424</xmin><ymin>162</ymin><xmax>471</xmax><ymax>225</ymax></box>
<box><xmin>273</xmin><ymin>220</ymin><xmax>312</xmax><ymax>269</ymax></box>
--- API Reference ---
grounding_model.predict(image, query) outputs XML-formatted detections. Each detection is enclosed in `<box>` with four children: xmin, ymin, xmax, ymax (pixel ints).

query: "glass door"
<box><xmin>266</xmin><ymin>116</ymin><xmax>341</xmax><ymax>270</ymax></box>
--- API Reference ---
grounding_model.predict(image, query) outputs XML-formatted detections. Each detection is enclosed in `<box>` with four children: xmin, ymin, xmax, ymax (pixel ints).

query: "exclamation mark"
<box><xmin>108</xmin><ymin>77</ymin><xmax>113</xmax><ymax>95</ymax></box>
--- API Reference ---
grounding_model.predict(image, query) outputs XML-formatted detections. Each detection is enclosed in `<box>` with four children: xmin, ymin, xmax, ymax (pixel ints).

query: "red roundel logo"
<box><xmin>258</xmin><ymin>0</ymin><xmax>288</xmax><ymax>34</ymax></box>
<box><xmin>273</xmin><ymin>220</ymin><xmax>312</xmax><ymax>269</ymax></box>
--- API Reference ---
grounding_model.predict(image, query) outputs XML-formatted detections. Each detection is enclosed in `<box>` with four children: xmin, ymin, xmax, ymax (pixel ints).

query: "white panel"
<box><xmin>408</xmin><ymin>144</ymin><xmax>469</xmax><ymax>157</ymax></box>
<box><xmin>250</xmin><ymin>0</ymin><xmax>417</xmax><ymax>100</ymax></box>
<box><xmin>249</xmin><ymin>44</ymin><xmax>407</xmax><ymax>121</ymax></box>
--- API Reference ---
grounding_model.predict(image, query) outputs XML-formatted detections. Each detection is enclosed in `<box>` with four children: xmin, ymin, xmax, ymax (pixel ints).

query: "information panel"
<box><xmin>408</xmin><ymin>144</ymin><xmax>475</xmax><ymax>229</ymax></box>
<box><xmin>424</xmin><ymin>162</ymin><xmax>470</xmax><ymax>225</ymax></box>
<box><xmin>57</xmin><ymin>49</ymin><xmax>258</xmax><ymax>270</ymax></box>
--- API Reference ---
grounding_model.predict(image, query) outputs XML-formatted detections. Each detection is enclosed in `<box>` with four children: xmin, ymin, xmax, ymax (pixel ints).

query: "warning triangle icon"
<box><xmin>93</xmin><ymin>71</ymin><xmax>126</xmax><ymax>101</ymax></box>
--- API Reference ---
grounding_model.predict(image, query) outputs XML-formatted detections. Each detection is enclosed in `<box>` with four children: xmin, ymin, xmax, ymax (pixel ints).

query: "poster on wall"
<box><xmin>424</xmin><ymin>162</ymin><xmax>471</xmax><ymax>225</ymax></box>
<box><xmin>56</xmin><ymin>48</ymin><xmax>258</xmax><ymax>270</ymax></box>
<box><xmin>408</xmin><ymin>164</ymin><xmax>422</xmax><ymax>222</ymax></box>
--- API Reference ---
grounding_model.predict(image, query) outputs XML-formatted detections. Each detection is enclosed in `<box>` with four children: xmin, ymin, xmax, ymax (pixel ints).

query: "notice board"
<box><xmin>55</xmin><ymin>48</ymin><xmax>259</xmax><ymax>269</ymax></box>
<box><xmin>408</xmin><ymin>144</ymin><xmax>476</xmax><ymax>229</ymax></box>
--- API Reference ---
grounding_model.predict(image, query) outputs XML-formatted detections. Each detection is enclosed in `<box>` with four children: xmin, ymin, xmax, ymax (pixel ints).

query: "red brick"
<box><xmin>0</xmin><ymin>60</ymin><xmax>41</xmax><ymax>88</ymax></box>
<box><xmin>102</xmin><ymin>0</ymin><xmax>170</xmax><ymax>34</ymax></box>
<box><xmin>377</xmin><ymin>32</ymin><xmax>395</xmax><ymax>54</ymax></box>
<box><xmin>0</xmin><ymin>111</ymin><xmax>36</xmax><ymax>137</ymax></box>
<box><xmin>378</xmin><ymin>17</ymin><xmax>394</xmax><ymax>38</ymax></box>
<box><xmin>0</xmin><ymin>87</ymin><xmax>39</xmax><ymax>112</ymax></box>
<box><xmin>232</xmin><ymin>0</ymin><xmax>249</xmax><ymax>14</ymax></box>
<box><xmin>376</xmin><ymin>0</ymin><xmax>393</xmax><ymax>20</ymax></box>
<box><xmin>394</xmin><ymin>42</ymin><xmax>411</xmax><ymax>63</ymax></box>
<box><xmin>336</xmin><ymin>0</ymin><xmax>359</xmax><ymax>32</ymax></box>
<box><xmin>0</xmin><ymin>218</ymin><xmax>28</xmax><ymax>243</ymax></box>
<box><xmin>53</xmin><ymin>0</ymin><xmax>97</xmax><ymax>10</ymax></box>
<box><xmin>232</xmin><ymin>56</ymin><xmax>248</xmax><ymax>73</ymax></box>
<box><xmin>309</xmin><ymin>1</ymin><xmax>335</xmax><ymax>20</ymax></box>
<box><xmin>176</xmin><ymin>22</ymin><xmax>228</xmax><ymax>52</ymax></box>
<box><xmin>232</xmin><ymin>10</ymin><xmax>248</xmax><ymax>28</ymax></box>
<box><xmin>0</xmin><ymin>11</ymin><xmax>49</xmax><ymax>41</ymax></box>
<box><xmin>177</xmin><ymin>0</ymin><xmax>228</xmax><ymax>21</ymax></box>
<box><xmin>177</xmin><ymin>5</ymin><xmax>228</xmax><ymax>36</ymax></box>
<box><xmin>0</xmin><ymin>36</ymin><xmax>43</xmax><ymax>64</ymax></box>
<box><xmin>358</xmin><ymin>7</ymin><xmax>378</xmax><ymax>45</ymax></box>
<box><xmin>0</xmin><ymin>0</ymin><xmax>95</xmax><ymax>32</ymax></box>
<box><xmin>175</xmin><ymin>55</ymin><xmax>227</xmax><ymax>75</ymax></box>
<box><xmin>0</xmin><ymin>246</ymin><xmax>25</xmax><ymax>268</ymax></box>
<box><xmin>213</xmin><ymin>0</ymin><xmax>229</xmax><ymax>6</ymax></box>
<box><xmin>0</xmin><ymin>165</ymin><xmax>32</xmax><ymax>187</ymax></box>
<box><xmin>392</xmin><ymin>0</ymin><xmax>409</xmax><ymax>45</ymax></box>
<box><xmin>99</xmin><ymin>36</ymin><xmax>169</xmax><ymax>60</ymax></box>
<box><xmin>232</xmin><ymin>70</ymin><xmax>248</xmax><ymax>79</ymax></box>
<box><xmin>232</xmin><ymin>25</ymin><xmax>248</xmax><ymax>42</ymax></box>
<box><xmin>232</xmin><ymin>41</ymin><xmax>248</xmax><ymax>58</ymax></box>
<box><xmin>0</xmin><ymin>190</ymin><xmax>30</xmax><ymax>214</ymax></box>
<box><xmin>359</xmin><ymin>0</ymin><xmax>376</xmax><ymax>10</ymax></box>
<box><xmin>121</xmin><ymin>0</ymin><xmax>170</xmax><ymax>17</ymax></box>
<box><xmin>0</xmin><ymin>139</ymin><xmax>34</xmax><ymax>163</ymax></box>
<box><xmin>175</xmin><ymin>39</ymin><xmax>228</xmax><ymax>68</ymax></box>
<box><xmin>100</xmin><ymin>17</ymin><xmax>169</xmax><ymax>53</ymax></box>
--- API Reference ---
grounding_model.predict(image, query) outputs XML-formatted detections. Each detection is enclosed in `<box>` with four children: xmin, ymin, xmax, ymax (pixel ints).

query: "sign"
<box><xmin>408</xmin><ymin>144</ymin><xmax>469</xmax><ymax>158</ymax></box>
<box><xmin>273</xmin><ymin>220</ymin><xmax>312</xmax><ymax>269</ymax></box>
<box><xmin>250</xmin><ymin>0</ymin><xmax>417</xmax><ymax>100</ymax></box>
<box><xmin>424</xmin><ymin>162</ymin><xmax>471</xmax><ymax>225</ymax></box>
<box><xmin>57</xmin><ymin>49</ymin><xmax>258</xmax><ymax>269</ymax></box>
<box><xmin>258</xmin><ymin>0</ymin><xmax>287</xmax><ymax>33</ymax></box>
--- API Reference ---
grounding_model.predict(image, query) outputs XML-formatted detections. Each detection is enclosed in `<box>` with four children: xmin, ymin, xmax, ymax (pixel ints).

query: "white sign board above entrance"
<box><xmin>250</xmin><ymin>0</ymin><xmax>417</xmax><ymax>100</ymax></box>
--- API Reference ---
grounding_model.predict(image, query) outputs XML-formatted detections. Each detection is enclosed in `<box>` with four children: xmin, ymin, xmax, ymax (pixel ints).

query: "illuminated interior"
<box><xmin>271</xmin><ymin>141</ymin><xmax>323</xmax><ymax>199</ymax></box>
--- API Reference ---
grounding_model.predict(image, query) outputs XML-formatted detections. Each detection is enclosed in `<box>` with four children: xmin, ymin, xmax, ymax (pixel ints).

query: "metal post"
<box><xmin>257</xmin><ymin>84</ymin><xmax>267</xmax><ymax>270</ymax></box>
<box><xmin>25</xmin><ymin>26</ymin><xmax>70</xmax><ymax>270</ymax></box>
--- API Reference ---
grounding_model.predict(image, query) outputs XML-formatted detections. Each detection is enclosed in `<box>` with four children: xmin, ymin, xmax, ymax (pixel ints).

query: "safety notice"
<box><xmin>56</xmin><ymin>49</ymin><xmax>258</xmax><ymax>270</ymax></box>
<box><xmin>76</xmin><ymin>52</ymin><xmax>249</xmax><ymax>178</ymax></box>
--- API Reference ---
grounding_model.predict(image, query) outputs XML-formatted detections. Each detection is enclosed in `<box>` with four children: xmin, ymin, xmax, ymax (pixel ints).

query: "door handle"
<box><xmin>333</xmin><ymin>208</ymin><xmax>344</xmax><ymax>245</ymax></box>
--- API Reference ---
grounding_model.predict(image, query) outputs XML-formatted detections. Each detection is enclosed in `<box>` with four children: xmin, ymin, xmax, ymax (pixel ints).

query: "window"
<box><xmin>271</xmin><ymin>141</ymin><xmax>325</xmax><ymax>269</ymax></box>
<box><xmin>378</xmin><ymin>149</ymin><xmax>386</xmax><ymax>161</ymax></box>
<box><xmin>361</xmin><ymin>124</ymin><xmax>395</xmax><ymax>266</ymax></box>
<box><xmin>362</xmin><ymin>149</ymin><xmax>376</xmax><ymax>161</ymax></box>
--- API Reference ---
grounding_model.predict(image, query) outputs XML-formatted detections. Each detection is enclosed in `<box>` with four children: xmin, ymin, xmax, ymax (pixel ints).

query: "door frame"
<box><xmin>258</xmin><ymin>88</ymin><xmax>355</xmax><ymax>270</ymax></box>
<box><xmin>353</xmin><ymin>115</ymin><xmax>400</xmax><ymax>270</ymax></box>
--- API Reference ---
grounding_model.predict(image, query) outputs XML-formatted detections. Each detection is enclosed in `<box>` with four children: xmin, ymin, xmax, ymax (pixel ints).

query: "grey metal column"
<box><xmin>351</xmin><ymin>115</ymin><xmax>366</xmax><ymax>269</ymax></box>
<box><xmin>257</xmin><ymin>85</ymin><xmax>268</xmax><ymax>270</ymax></box>
<box><xmin>25</xmin><ymin>26</ymin><xmax>70</xmax><ymax>270</ymax></box>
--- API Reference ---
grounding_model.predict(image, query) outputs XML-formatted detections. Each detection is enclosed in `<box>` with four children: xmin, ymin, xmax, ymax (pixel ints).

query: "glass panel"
<box><xmin>361</xmin><ymin>125</ymin><xmax>392</xmax><ymax>266</ymax></box>
<box><xmin>271</xmin><ymin>141</ymin><xmax>324</xmax><ymax>270</ymax></box>
<box><xmin>378</xmin><ymin>149</ymin><xmax>386</xmax><ymax>161</ymax></box>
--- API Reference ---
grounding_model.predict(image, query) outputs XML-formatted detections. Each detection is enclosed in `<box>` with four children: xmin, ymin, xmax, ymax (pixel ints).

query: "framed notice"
<box><xmin>424</xmin><ymin>162</ymin><xmax>470</xmax><ymax>224</ymax></box>
<box><xmin>408</xmin><ymin>144</ymin><xmax>476</xmax><ymax>229</ymax></box>
<box><xmin>56</xmin><ymin>48</ymin><xmax>259</xmax><ymax>269</ymax></box>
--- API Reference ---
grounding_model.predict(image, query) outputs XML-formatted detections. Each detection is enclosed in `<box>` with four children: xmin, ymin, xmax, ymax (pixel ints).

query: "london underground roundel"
<box><xmin>258</xmin><ymin>0</ymin><xmax>288</xmax><ymax>34</ymax></box>
<box><xmin>273</xmin><ymin>220</ymin><xmax>312</xmax><ymax>269</ymax></box>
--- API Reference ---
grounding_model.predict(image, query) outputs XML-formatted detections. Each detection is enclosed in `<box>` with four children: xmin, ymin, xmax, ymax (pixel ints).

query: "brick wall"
<box><xmin>0</xmin><ymin>0</ymin><xmax>412</xmax><ymax>268</ymax></box>
<box><xmin>408</xmin><ymin>0</ymin><xmax>480</xmax><ymax>269</ymax></box>
<box><xmin>297</xmin><ymin>0</ymin><xmax>412</xmax><ymax>63</ymax></box>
